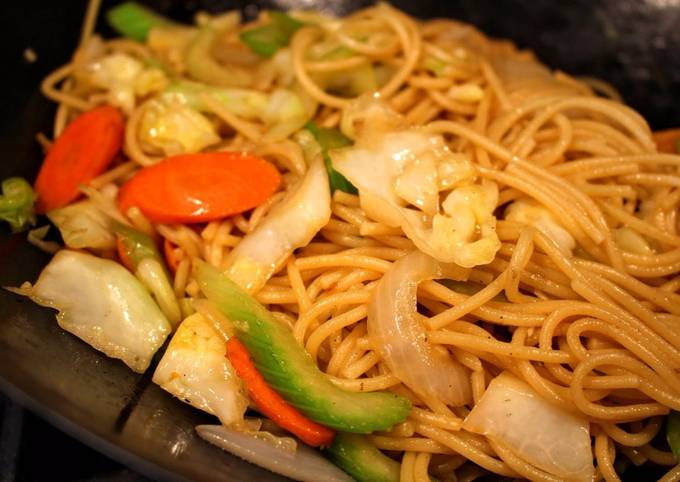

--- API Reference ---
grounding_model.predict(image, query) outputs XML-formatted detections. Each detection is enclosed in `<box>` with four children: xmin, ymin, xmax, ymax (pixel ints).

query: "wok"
<box><xmin>1</xmin><ymin>1</ymin><xmax>679</xmax><ymax>480</ymax></box>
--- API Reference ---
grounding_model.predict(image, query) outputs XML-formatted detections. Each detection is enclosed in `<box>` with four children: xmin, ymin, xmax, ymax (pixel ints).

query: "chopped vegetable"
<box><xmin>331</xmin><ymin>101</ymin><xmax>500</xmax><ymax>267</ymax></box>
<box><xmin>164</xmin><ymin>80</ymin><xmax>267</xmax><ymax>118</ymax></box>
<box><xmin>505</xmin><ymin>199</ymin><xmax>575</xmax><ymax>255</ymax></box>
<box><xmin>163</xmin><ymin>238</ymin><xmax>180</xmax><ymax>273</ymax></box>
<box><xmin>118</xmin><ymin>152</ymin><xmax>281</xmax><ymax>224</ymax></box>
<box><xmin>369</xmin><ymin>250</ymin><xmax>472</xmax><ymax>406</ymax></box>
<box><xmin>423</xmin><ymin>56</ymin><xmax>448</xmax><ymax>77</ymax></box>
<box><xmin>463</xmin><ymin>372</ymin><xmax>594</xmax><ymax>482</ymax></box>
<box><xmin>28</xmin><ymin>250</ymin><xmax>171</xmax><ymax>372</ymax></box>
<box><xmin>196</xmin><ymin>425</ymin><xmax>353</xmax><ymax>482</ymax></box>
<box><xmin>305</xmin><ymin>122</ymin><xmax>357</xmax><ymax>194</ymax></box>
<box><xmin>164</xmin><ymin>81</ymin><xmax>315</xmax><ymax>142</ymax></box>
<box><xmin>106</xmin><ymin>1</ymin><xmax>176</xmax><ymax>42</ymax></box>
<box><xmin>34</xmin><ymin>106</ymin><xmax>124</xmax><ymax>213</ymax></box>
<box><xmin>113</xmin><ymin>222</ymin><xmax>181</xmax><ymax>325</ymax></box>
<box><xmin>227</xmin><ymin>337</ymin><xmax>336</xmax><ymax>447</ymax></box>
<box><xmin>194</xmin><ymin>260</ymin><xmax>412</xmax><ymax>433</ymax></box>
<box><xmin>153</xmin><ymin>313</ymin><xmax>248</xmax><ymax>426</ymax></box>
<box><xmin>652</xmin><ymin>128</ymin><xmax>680</xmax><ymax>154</ymax></box>
<box><xmin>114</xmin><ymin>222</ymin><xmax>162</xmax><ymax>272</ymax></box>
<box><xmin>138</xmin><ymin>97</ymin><xmax>220</xmax><ymax>156</ymax></box>
<box><xmin>224</xmin><ymin>157</ymin><xmax>330</xmax><ymax>293</ymax></box>
<box><xmin>324</xmin><ymin>433</ymin><xmax>401</xmax><ymax>482</ymax></box>
<box><xmin>0</xmin><ymin>177</ymin><xmax>36</xmax><ymax>231</ymax></box>
<box><xmin>439</xmin><ymin>279</ymin><xmax>508</xmax><ymax>302</ymax></box>
<box><xmin>240</xmin><ymin>12</ymin><xmax>304</xmax><ymax>58</ymax></box>
<box><xmin>84</xmin><ymin>53</ymin><xmax>168</xmax><ymax>114</ymax></box>
<box><xmin>48</xmin><ymin>199</ymin><xmax>116</xmax><ymax>250</ymax></box>
<box><xmin>667</xmin><ymin>412</ymin><xmax>680</xmax><ymax>463</ymax></box>
<box><xmin>185</xmin><ymin>16</ymin><xmax>253</xmax><ymax>88</ymax></box>
<box><xmin>613</xmin><ymin>227</ymin><xmax>654</xmax><ymax>256</ymax></box>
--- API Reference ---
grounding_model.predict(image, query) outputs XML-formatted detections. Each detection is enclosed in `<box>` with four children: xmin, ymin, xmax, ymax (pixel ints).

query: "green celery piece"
<box><xmin>325</xmin><ymin>433</ymin><xmax>443</xmax><ymax>482</ymax></box>
<box><xmin>667</xmin><ymin>411</ymin><xmax>680</xmax><ymax>462</ymax></box>
<box><xmin>194</xmin><ymin>260</ymin><xmax>411</xmax><ymax>433</ymax></box>
<box><xmin>676</xmin><ymin>137</ymin><xmax>680</xmax><ymax>154</ymax></box>
<box><xmin>106</xmin><ymin>2</ymin><xmax>176</xmax><ymax>42</ymax></box>
<box><xmin>305</xmin><ymin>122</ymin><xmax>358</xmax><ymax>194</ymax></box>
<box><xmin>240</xmin><ymin>11</ymin><xmax>304</xmax><ymax>58</ymax></box>
<box><xmin>112</xmin><ymin>222</ymin><xmax>164</xmax><ymax>272</ymax></box>
<box><xmin>325</xmin><ymin>433</ymin><xmax>401</xmax><ymax>482</ymax></box>
<box><xmin>0</xmin><ymin>177</ymin><xmax>36</xmax><ymax>232</ymax></box>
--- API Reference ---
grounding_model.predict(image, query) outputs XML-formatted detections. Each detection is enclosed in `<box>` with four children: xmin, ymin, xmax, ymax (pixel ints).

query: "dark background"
<box><xmin>1</xmin><ymin>1</ymin><xmax>679</xmax><ymax>481</ymax></box>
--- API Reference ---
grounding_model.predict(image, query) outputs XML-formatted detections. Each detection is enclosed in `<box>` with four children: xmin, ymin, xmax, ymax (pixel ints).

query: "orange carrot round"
<box><xmin>226</xmin><ymin>338</ymin><xmax>336</xmax><ymax>447</ymax></box>
<box><xmin>118</xmin><ymin>152</ymin><xmax>281</xmax><ymax>224</ymax></box>
<box><xmin>34</xmin><ymin>105</ymin><xmax>124</xmax><ymax>213</ymax></box>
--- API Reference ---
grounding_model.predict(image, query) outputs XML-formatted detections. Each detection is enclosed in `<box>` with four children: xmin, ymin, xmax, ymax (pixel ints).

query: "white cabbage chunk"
<box><xmin>138</xmin><ymin>97</ymin><xmax>220</xmax><ymax>156</ymax></box>
<box><xmin>85</xmin><ymin>53</ymin><xmax>168</xmax><ymax>114</ymax></box>
<box><xmin>30</xmin><ymin>250</ymin><xmax>171</xmax><ymax>373</ymax></box>
<box><xmin>224</xmin><ymin>158</ymin><xmax>331</xmax><ymax>293</ymax></box>
<box><xmin>463</xmin><ymin>372</ymin><xmax>594</xmax><ymax>482</ymax></box>
<box><xmin>613</xmin><ymin>227</ymin><xmax>654</xmax><ymax>255</ymax></box>
<box><xmin>153</xmin><ymin>313</ymin><xmax>248</xmax><ymax>426</ymax></box>
<box><xmin>505</xmin><ymin>199</ymin><xmax>575</xmax><ymax>254</ymax></box>
<box><xmin>331</xmin><ymin>102</ymin><xmax>500</xmax><ymax>267</ymax></box>
<box><xmin>47</xmin><ymin>199</ymin><xmax>115</xmax><ymax>250</ymax></box>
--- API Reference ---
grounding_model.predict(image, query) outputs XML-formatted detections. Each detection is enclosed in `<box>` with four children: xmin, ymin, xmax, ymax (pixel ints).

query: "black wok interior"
<box><xmin>1</xmin><ymin>1</ymin><xmax>679</xmax><ymax>480</ymax></box>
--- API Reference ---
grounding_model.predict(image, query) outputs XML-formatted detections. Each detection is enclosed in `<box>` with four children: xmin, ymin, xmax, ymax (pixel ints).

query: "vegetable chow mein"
<box><xmin>2</xmin><ymin>1</ymin><xmax>680</xmax><ymax>481</ymax></box>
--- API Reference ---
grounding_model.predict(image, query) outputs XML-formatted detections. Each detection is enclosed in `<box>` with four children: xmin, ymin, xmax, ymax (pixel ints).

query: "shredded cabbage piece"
<box><xmin>85</xmin><ymin>52</ymin><xmax>168</xmax><ymax>114</ymax></box>
<box><xmin>138</xmin><ymin>97</ymin><xmax>220</xmax><ymax>156</ymax></box>
<box><xmin>29</xmin><ymin>250</ymin><xmax>171</xmax><ymax>373</ymax></box>
<box><xmin>47</xmin><ymin>199</ymin><xmax>116</xmax><ymax>250</ymax></box>
<box><xmin>153</xmin><ymin>313</ymin><xmax>249</xmax><ymax>426</ymax></box>
<box><xmin>331</xmin><ymin>100</ymin><xmax>500</xmax><ymax>267</ymax></box>
<box><xmin>224</xmin><ymin>157</ymin><xmax>331</xmax><ymax>293</ymax></box>
<box><xmin>613</xmin><ymin>227</ymin><xmax>654</xmax><ymax>255</ymax></box>
<box><xmin>463</xmin><ymin>372</ymin><xmax>595</xmax><ymax>482</ymax></box>
<box><xmin>505</xmin><ymin>199</ymin><xmax>575</xmax><ymax>254</ymax></box>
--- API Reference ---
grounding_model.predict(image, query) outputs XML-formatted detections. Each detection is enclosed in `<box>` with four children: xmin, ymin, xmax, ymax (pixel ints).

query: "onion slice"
<box><xmin>463</xmin><ymin>372</ymin><xmax>594</xmax><ymax>482</ymax></box>
<box><xmin>196</xmin><ymin>425</ymin><xmax>352</xmax><ymax>482</ymax></box>
<box><xmin>367</xmin><ymin>250</ymin><xmax>472</xmax><ymax>406</ymax></box>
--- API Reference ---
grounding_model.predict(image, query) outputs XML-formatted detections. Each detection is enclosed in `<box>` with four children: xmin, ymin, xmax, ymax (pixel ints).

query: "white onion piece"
<box><xmin>463</xmin><ymin>372</ymin><xmax>594</xmax><ymax>482</ymax></box>
<box><xmin>196</xmin><ymin>425</ymin><xmax>353</xmax><ymax>482</ymax></box>
<box><xmin>367</xmin><ymin>250</ymin><xmax>472</xmax><ymax>406</ymax></box>
<box><xmin>224</xmin><ymin>157</ymin><xmax>330</xmax><ymax>294</ymax></box>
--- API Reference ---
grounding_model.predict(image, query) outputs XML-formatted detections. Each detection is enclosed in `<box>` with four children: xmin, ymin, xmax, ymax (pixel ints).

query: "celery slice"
<box><xmin>106</xmin><ymin>2</ymin><xmax>175</xmax><ymax>42</ymax></box>
<box><xmin>194</xmin><ymin>260</ymin><xmax>411</xmax><ymax>433</ymax></box>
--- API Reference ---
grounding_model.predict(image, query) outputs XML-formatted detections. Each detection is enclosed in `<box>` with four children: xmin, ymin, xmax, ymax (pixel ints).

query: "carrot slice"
<box><xmin>118</xmin><ymin>152</ymin><xmax>281</xmax><ymax>224</ymax></box>
<box><xmin>116</xmin><ymin>237</ymin><xmax>134</xmax><ymax>271</ymax></box>
<box><xmin>226</xmin><ymin>338</ymin><xmax>336</xmax><ymax>447</ymax></box>
<box><xmin>163</xmin><ymin>238</ymin><xmax>180</xmax><ymax>273</ymax></box>
<box><xmin>653</xmin><ymin>128</ymin><xmax>680</xmax><ymax>154</ymax></box>
<box><xmin>34</xmin><ymin>105</ymin><xmax>124</xmax><ymax>213</ymax></box>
